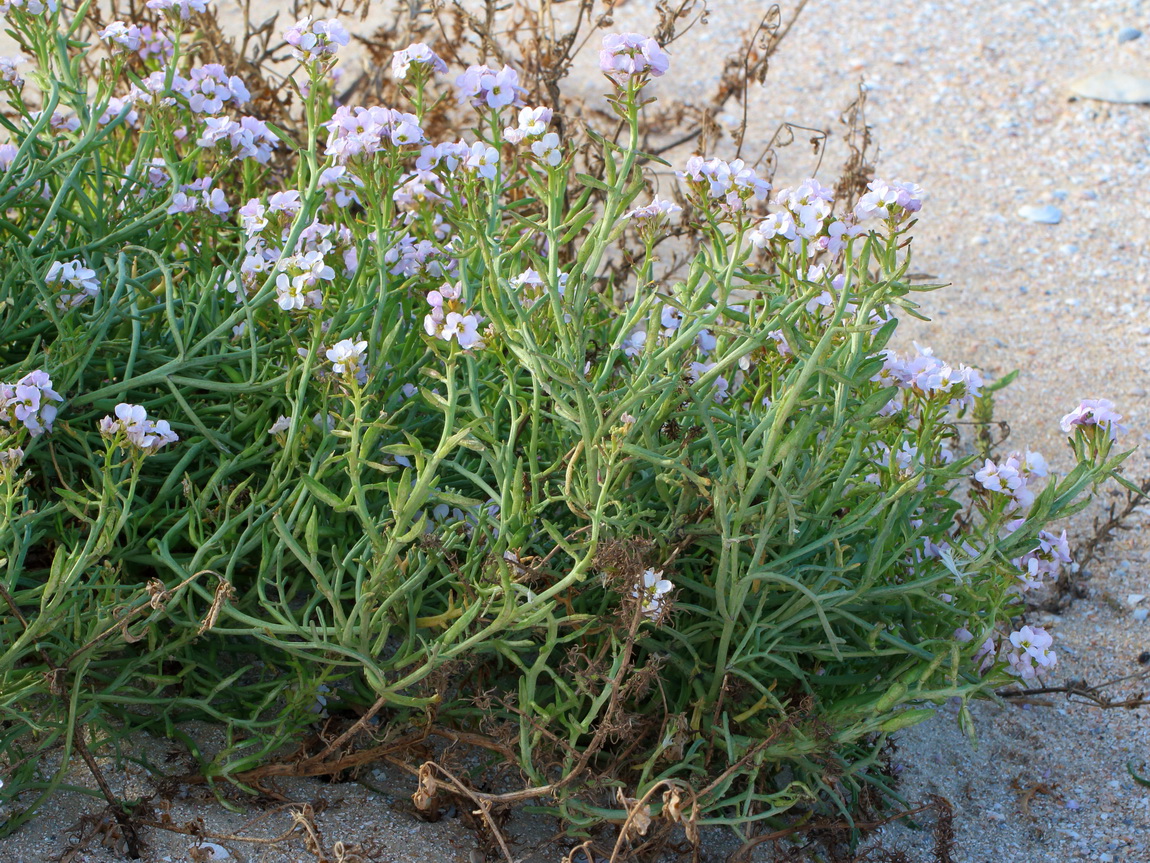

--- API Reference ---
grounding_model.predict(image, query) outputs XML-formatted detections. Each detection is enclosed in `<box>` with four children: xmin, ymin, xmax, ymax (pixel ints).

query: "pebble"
<box><xmin>1118</xmin><ymin>27</ymin><xmax>1143</xmax><ymax>43</ymax></box>
<box><xmin>1135</xmin><ymin>608</ymin><xmax>1149</xmax><ymax>622</ymax></box>
<box><xmin>1068</xmin><ymin>70</ymin><xmax>1150</xmax><ymax>104</ymax></box>
<box><xmin>194</xmin><ymin>844</ymin><xmax>232</xmax><ymax>861</ymax></box>
<box><xmin>1018</xmin><ymin>204</ymin><xmax>1063</xmax><ymax>224</ymax></box>
<box><xmin>1128</xmin><ymin>594</ymin><xmax>1146</xmax><ymax>606</ymax></box>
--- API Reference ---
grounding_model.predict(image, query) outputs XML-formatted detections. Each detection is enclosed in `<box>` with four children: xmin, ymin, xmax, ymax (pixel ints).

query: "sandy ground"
<box><xmin>3</xmin><ymin>0</ymin><xmax>1150</xmax><ymax>861</ymax></box>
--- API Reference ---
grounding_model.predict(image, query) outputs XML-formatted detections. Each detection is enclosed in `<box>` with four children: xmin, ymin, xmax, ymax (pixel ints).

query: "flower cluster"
<box><xmin>973</xmin><ymin>449</ymin><xmax>1048</xmax><ymax>510</ymax></box>
<box><xmin>98</xmin><ymin>21</ymin><xmax>143</xmax><ymax>54</ymax></box>
<box><xmin>0</xmin><ymin>0</ymin><xmax>56</xmax><ymax>15</ymax></box>
<box><xmin>423</xmin><ymin>282</ymin><xmax>483</xmax><ymax>349</ymax></box>
<box><xmin>391</xmin><ymin>43</ymin><xmax>447</xmax><ymax>81</ymax></box>
<box><xmin>46</xmin><ymin>259</ymin><xmax>99</xmax><ymax>310</ymax></box>
<box><xmin>183</xmin><ymin>64</ymin><xmax>250</xmax><ymax>114</ymax></box>
<box><xmin>167</xmin><ymin>176</ymin><xmax>230</xmax><ymax>216</ymax></box>
<box><xmin>1060</xmin><ymin>398</ymin><xmax>1126</xmax><ymax>442</ymax></box>
<box><xmin>688</xmin><ymin>361</ymin><xmax>737</xmax><ymax>403</ymax></box>
<box><xmin>196</xmin><ymin>115</ymin><xmax>278</xmax><ymax>163</ymax></box>
<box><xmin>854</xmin><ymin>179</ymin><xmax>925</xmax><ymax>223</ymax></box>
<box><xmin>275</xmin><ymin>250</ymin><xmax>335</xmax><ymax>311</ymax></box>
<box><xmin>326</xmin><ymin>338</ymin><xmax>367</xmax><ymax>384</ymax></box>
<box><xmin>599</xmin><ymin>33</ymin><xmax>670</xmax><ymax>88</ymax></box>
<box><xmin>873</xmin><ymin>343</ymin><xmax>983</xmax><ymax>412</ymax></box>
<box><xmin>454</xmin><ymin>64</ymin><xmax>525</xmax><ymax>110</ymax></box>
<box><xmin>0</xmin><ymin>370</ymin><xmax>62</xmax><ymax>437</ymax></box>
<box><xmin>1012</xmin><ymin>529</ymin><xmax>1071</xmax><ymax>591</ymax></box>
<box><xmin>145</xmin><ymin>0</ymin><xmax>210</xmax><ymax>20</ymax></box>
<box><xmin>676</xmin><ymin>156</ymin><xmax>770</xmax><ymax>215</ymax></box>
<box><xmin>0</xmin><ymin>55</ymin><xmax>24</xmax><ymax>88</ymax></box>
<box><xmin>99</xmin><ymin>403</ymin><xmax>178</xmax><ymax>452</ymax></box>
<box><xmin>626</xmin><ymin>197</ymin><xmax>681</xmax><ymax>242</ymax></box>
<box><xmin>284</xmin><ymin>16</ymin><xmax>349</xmax><ymax>65</ymax></box>
<box><xmin>323</xmin><ymin>105</ymin><xmax>425</xmax><ymax>162</ymax></box>
<box><xmin>384</xmin><ymin>232</ymin><xmax>456</xmax><ymax>279</ymax></box>
<box><xmin>626</xmin><ymin>198</ymin><xmax>682</xmax><ymax>224</ymax></box>
<box><xmin>136</xmin><ymin>25</ymin><xmax>174</xmax><ymax>62</ymax></box>
<box><xmin>0</xmin><ymin>445</ymin><xmax>24</xmax><ymax>476</ymax></box>
<box><xmin>1005</xmin><ymin>625</ymin><xmax>1056</xmax><ymax>679</ymax></box>
<box><xmin>751</xmin><ymin>179</ymin><xmax>848</xmax><ymax>254</ymax></box>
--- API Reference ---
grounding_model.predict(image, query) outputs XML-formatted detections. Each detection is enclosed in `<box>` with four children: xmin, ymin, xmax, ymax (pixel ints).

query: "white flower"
<box><xmin>464</xmin><ymin>142</ymin><xmax>499</xmax><ymax>180</ymax></box>
<box><xmin>325</xmin><ymin>338</ymin><xmax>368</xmax><ymax>379</ymax></box>
<box><xmin>98</xmin><ymin>21</ymin><xmax>143</xmax><ymax>53</ymax></box>
<box><xmin>529</xmin><ymin>132</ymin><xmax>562</xmax><ymax>167</ymax></box>
<box><xmin>268</xmin><ymin>415</ymin><xmax>291</xmax><ymax>435</ymax></box>
<box><xmin>100</xmin><ymin>403</ymin><xmax>178</xmax><ymax>452</ymax></box>
<box><xmin>633</xmin><ymin>568</ymin><xmax>672</xmax><ymax>618</ymax></box>
<box><xmin>391</xmin><ymin>43</ymin><xmax>447</xmax><ymax>80</ymax></box>
<box><xmin>284</xmin><ymin>16</ymin><xmax>349</xmax><ymax>63</ymax></box>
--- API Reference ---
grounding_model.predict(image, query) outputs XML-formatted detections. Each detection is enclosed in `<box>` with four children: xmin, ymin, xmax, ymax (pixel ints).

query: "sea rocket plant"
<box><xmin>0</xmin><ymin>6</ymin><xmax>1130</xmax><ymax>837</ymax></box>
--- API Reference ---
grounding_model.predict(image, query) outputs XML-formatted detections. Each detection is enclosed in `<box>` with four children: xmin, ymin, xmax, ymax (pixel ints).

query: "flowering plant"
<box><xmin>0</xmin><ymin>0</ymin><xmax>1131</xmax><ymax>847</ymax></box>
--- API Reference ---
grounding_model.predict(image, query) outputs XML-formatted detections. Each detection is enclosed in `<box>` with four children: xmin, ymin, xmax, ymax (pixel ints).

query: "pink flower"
<box><xmin>284</xmin><ymin>16</ymin><xmax>349</xmax><ymax>64</ymax></box>
<box><xmin>1060</xmin><ymin>398</ymin><xmax>1126</xmax><ymax>442</ymax></box>
<box><xmin>146</xmin><ymin>0</ymin><xmax>210</xmax><ymax>19</ymax></box>
<box><xmin>98</xmin><ymin>21</ymin><xmax>143</xmax><ymax>54</ymax></box>
<box><xmin>599</xmin><ymin>33</ymin><xmax>670</xmax><ymax>87</ymax></box>
<box><xmin>0</xmin><ymin>370</ymin><xmax>62</xmax><ymax>436</ymax></box>
<box><xmin>100</xmin><ymin>403</ymin><xmax>179</xmax><ymax>452</ymax></box>
<box><xmin>391</xmin><ymin>43</ymin><xmax>447</xmax><ymax>80</ymax></box>
<box><xmin>186</xmin><ymin>64</ymin><xmax>249</xmax><ymax>113</ymax></box>
<box><xmin>1007</xmin><ymin>625</ymin><xmax>1056</xmax><ymax>678</ymax></box>
<box><xmin>454</xmin><ymin>64</ymin><xmax>525</xmax><ymax>110</ymax></box>
<box><xmin>626</xmin><ymin>197</ymin><xmax>681</xmax><ymax>223</ymax></box>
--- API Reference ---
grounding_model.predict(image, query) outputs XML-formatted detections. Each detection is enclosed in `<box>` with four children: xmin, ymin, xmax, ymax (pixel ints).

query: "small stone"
<box><xmin>1068</xmin><ymin>70</ymin><xmax>1150</xmax><ymax>104</ymax></box>
<box><xmin>970</xmin><ymin>235</ymin><xmax>989</xmax><ymax>246</ymax></box>
<box><xmin>1135</xmin><ymin>608</ymin><xmax>1150</xmax><ymax>622</ymax></box>
<box><xmin>1134</xmin><ymin>387</ymin><xmax>1149</xmax><ymax>397</ymax></box>
<box><xmin>1060</xmin><ymin>243</ymin><xmax>1079</xmax><ymax>255</ymax></box>
<box><xmin>1138</xmin><ymin>651</ymin><xmax>1150</xmax><ymax>664</ymax></box>
<box><xmin>194</xmin><ymin>844</ymin><xmax>231</xmax><ymax>861</ymax></box>
<box><xmin>1129</xmin><ymin>594</ymin><xmax>1146</xmax><ymax>605</ymax></box>
<box><xmin>1018</xmin><ymin>204</ymin><xmax>1063</xmax><ymax>224</ymax></box>
<box><xmin>1118</xmin><ymin>27</ymin><xmax>1143</xmax><ymax>44</ymax></box>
